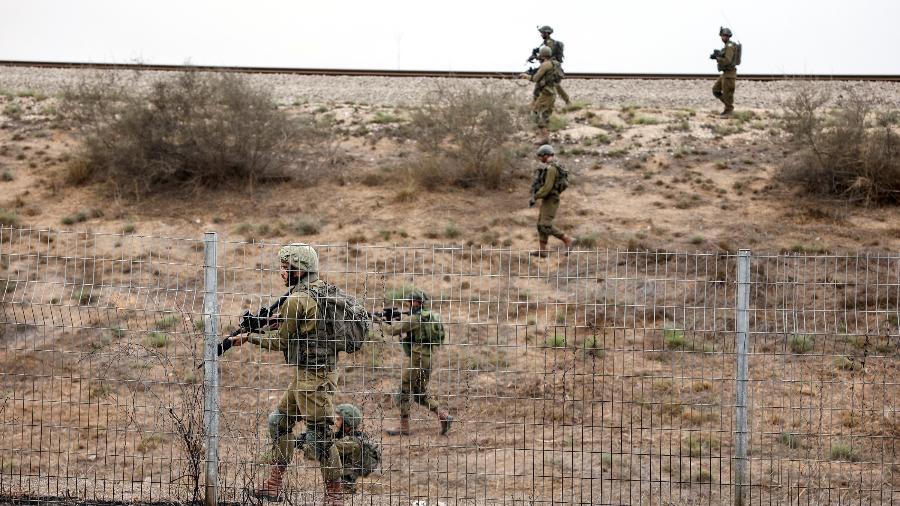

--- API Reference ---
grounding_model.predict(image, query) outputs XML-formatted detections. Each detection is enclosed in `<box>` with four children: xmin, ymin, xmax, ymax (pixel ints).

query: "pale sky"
<box><xmin>1</xmin><ymin>0</ymin><xmax>898</xmax><ymax>74</ymax></box>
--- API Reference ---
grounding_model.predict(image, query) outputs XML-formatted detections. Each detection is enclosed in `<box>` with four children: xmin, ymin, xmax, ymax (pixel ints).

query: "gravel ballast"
<box><xmin>1</xmin><ymin>66</ymin><xmax>899</xmax><ymax>110</ymax></box>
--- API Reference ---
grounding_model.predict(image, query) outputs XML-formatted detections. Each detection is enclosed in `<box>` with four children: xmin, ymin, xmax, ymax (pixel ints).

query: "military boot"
<box><xmin>535</xmin><ymin>128</ymin><xmax>550</xmax><ymax>146</ymax></box>
<box><xmin>720</xmin><ymin>108</ymin><xmax>733</xmax><ymax>117</ymax></box>
<box><xmin>530</xmin><ymin>241</ymin><xmax>549</xmax><ymax>258</ymax></box>
<box><xmin>385</xmin><ymin>415</ymin><xmax>410</xmax><ymax>436</ymax></box>
<box><xmin>253</xmin><ymin>464</ymin><xmax>286</xmax><ymax>502</ymax></box>
<box><xmin>561</xmin><ymin>234</ymin><xmax>574</xmax><ymax>253</ymax></box>
<box><xmin>435</xmin><ymin>409</ymin><xmax>454</xmax><ymax>435</ymax></box>
<box><xmin>322</xmin><ymin>480</ymin><xmax>345</xmax><ymax>506</ymax></box>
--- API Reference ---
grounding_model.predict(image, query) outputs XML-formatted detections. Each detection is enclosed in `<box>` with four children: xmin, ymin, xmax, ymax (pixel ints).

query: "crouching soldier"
<box><xmin>331</xmin><ymin>404</ymin><xmax>382</xmax><ymax>493</ymax></box>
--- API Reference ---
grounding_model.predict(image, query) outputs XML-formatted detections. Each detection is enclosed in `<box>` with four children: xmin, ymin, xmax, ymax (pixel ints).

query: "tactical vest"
<box><xmin>532</xmin><ymin>162</ymin><xmax>569</xmax><ymax>197</ymax></box>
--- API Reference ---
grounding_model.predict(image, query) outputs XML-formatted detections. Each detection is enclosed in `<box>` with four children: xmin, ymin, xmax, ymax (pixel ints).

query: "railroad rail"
<box><xmin>1</xmin><ymin>60</ymin><xmax>899</xmax><ymax>81</ymax></box>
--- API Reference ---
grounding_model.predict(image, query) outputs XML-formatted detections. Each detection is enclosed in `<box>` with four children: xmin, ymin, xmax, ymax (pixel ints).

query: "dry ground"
<box><xmin>0</xmin><ymin>77</ymin><xmax>898</xmax><ymax>505</ymax></box>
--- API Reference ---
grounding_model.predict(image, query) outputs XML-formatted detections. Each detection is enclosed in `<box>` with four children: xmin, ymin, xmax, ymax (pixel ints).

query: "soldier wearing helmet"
<box><xmin>228</xmin><ymin>243</ymin><xmax>347</xmax><ymax>504</ymax></box>
<box><xmin>328</xmin><ymin>404</ymin><xmax>382</xmax><ymax>493</ymax></box>
<box><xmin>528</xmin><ymin>25</ymin><xmax>570</xmax><ymax>106</ymax></box>
<box><xmin>711</xmin><ymin>27</ymin><xmax>738</xmax><ymax>116</ymax></box>
<box><xmin>529</xmin><ymin>144</ymin><xmax>574</xmax><ymax>256</ymax></box>
<box><xmin>520</xmin><ymin>44</ymin><xmax>562</xmax><ymax>145</ymax></box>
<box><xmin>382</xmin><ymin>289</ymin><xmax>453</xmax><ymax>436</ymax></box>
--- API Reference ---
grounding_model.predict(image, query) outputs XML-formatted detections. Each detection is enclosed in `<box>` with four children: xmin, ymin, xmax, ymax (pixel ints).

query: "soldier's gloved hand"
<box><xmin>529</xmin><ymin>198</ymin><xmax>536</xmax><ymax>208</ymax></box>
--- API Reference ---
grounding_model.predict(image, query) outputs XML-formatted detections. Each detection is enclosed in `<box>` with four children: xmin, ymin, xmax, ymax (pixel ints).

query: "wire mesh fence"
<box><xmin>0</xmin><ymin>227</ymin><xmax>896</xmax><ymax>505</ymax></box>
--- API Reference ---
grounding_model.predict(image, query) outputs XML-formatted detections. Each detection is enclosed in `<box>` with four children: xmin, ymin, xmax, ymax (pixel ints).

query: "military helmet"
<box><xmin>538</xmin><ymin>45</ymin><xmax>552</xmax><ymax>58</ymax></box>
<box><xmin>537</xmin><ymin>144</ymin><xmax>555</xmax><ymax>156</ymax></box>
<box><xmin>278</xmin><ymin>243</ymin><xmax>319</xmax><ymax>273</ymax></box>
<box><xmin>719</xmin><ymin>27</ymin><xmax>733</xmax><ymax>37</ymax></box>
<box><xmin>335</xmin><ymin>404</ymin><xmax>362</xmax><ymax>430</ymax></box>
<box><xmin>538</xmin><ymin>25</ymin><xmax>553</xmax><ymax>34</ymax></box>
<box><xmin>408</xmin><ymin>289</ymin><xmax>428</xmax><ymax>302</ymax></box>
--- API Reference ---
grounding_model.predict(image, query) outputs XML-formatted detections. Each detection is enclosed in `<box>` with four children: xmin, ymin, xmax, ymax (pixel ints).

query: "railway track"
<box><xmin>1</xmin><ymin>60</ymin><xmax>899</xmax><ymax>82</ymax></box>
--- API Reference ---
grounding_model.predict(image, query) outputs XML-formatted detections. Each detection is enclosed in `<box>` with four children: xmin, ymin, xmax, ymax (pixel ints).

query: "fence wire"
<box><xmin>0</xmin><ymin>227</ymin><xmax>896</xmax><ymax>505</ymax></box>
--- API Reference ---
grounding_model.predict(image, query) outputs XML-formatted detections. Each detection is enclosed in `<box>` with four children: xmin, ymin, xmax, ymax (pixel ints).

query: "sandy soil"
<box><xmin>0</xmin><ymin>71</ymin><xmax>897</xmax><ymax>505</ymax></box>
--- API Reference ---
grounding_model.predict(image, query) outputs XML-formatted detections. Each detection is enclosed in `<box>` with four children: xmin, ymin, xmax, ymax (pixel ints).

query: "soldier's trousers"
<box><xmin>537</xmin><ymin>194</ymin><xmax>565</xmax><ymax>243</ymax></box>
<box><xmin>712</xmin><ymin>73</ymin><xmax>736</xmax><ymax>111</ymax></box>
<box><xmin>269</xmin><ymin>368</ymin><xmax>342</xmax><ymax>482</ymax></box>
<box><xmin>531</xmin><ymin>89</ymin><xmax>556</xmax><ymax>128</ymax></box>
<box><xmin>398</xmin><ymin>345</ymin><xmax>440</xmax><ymax>416</ymax></box>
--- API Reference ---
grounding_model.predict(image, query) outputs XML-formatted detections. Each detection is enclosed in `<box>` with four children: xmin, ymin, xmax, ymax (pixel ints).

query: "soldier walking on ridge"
<box><xmin>711</xmin><ymin>27</ymin><xmax>739</xmax><ymax>116</ymax></box>
<box><xmin>529</xmin><ymin>25</ymin><xmax>571</xmax><ymax>106</ymax></box>
<box><xmin>521</xmin><ymin>46</ymin><xmax>562</xmax><ymax>145</ymax></box>
<box><xmin>529</xmin><ymin>144</ymin><xmax>573</xmax><ymax>256</ymax></box>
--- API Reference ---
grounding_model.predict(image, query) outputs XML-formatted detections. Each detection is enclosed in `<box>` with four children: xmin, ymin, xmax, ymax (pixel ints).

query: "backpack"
<box><xmin>553</xmin><ymin>40</ymin><xmax>565</xmax><ymax>63</ymax></box>
<box><xmin>416</xmin><ymin>310</ymin><xmax>445</xmax><ymax>346</ymax></box>
<box><xmin>552</xmin><ymin>162</ymin><xmax>569</xmax><ymax>194</ymax></box>
<box><xmin>354</xmin><ymin>433</ymin><xmax>382</xmax><ymax>477</ymax></box>
<box><xmin>306</xmin><ymin>282</ymin><xmax>369</xmax><ymax>354</ymax></box>
<box><xmin>732</xmin><ymin>41</ymin><xmax>742</xmax><ymax>66</ymax></box>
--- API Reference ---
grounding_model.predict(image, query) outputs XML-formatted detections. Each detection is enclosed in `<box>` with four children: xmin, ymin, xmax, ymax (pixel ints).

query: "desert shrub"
<box><xmin>781</xmin><ymin>88</ymin><xmax>900</xmax><ymax>205</ymax></box>
<box><xmin>61</xmin><ymin>70</ymin><xmax>300</xmax><ymax>196</ymax></box>
<box><xmin>406</xmin><ymin>87</ymin><xmax>520</xmax><ymax>190</ymax></box>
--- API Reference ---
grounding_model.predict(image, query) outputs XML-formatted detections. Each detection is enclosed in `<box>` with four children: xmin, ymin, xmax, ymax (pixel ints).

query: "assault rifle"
<box><xmin>373</xmin><ymin>307</ymin><xmax>408</xmax><ymax>324</ymax></box>
<box><xmin>527</xmin><ymin>46</ymin><xmax>541</xmax><ymax>63</ymax></box>
<box><xmin>524</xmin><ymin>66</ymin><xmax>539</xmax><ymax>77</ymax></box>
<box><xmin>197</xmin><ymin>289</ymin><xmax>292</xmax><ymax>369</ymax></box>
<box><xmin>709</xmin><ymin>49</ymin><xmax>722</xmax><ymax>60</ymax></box>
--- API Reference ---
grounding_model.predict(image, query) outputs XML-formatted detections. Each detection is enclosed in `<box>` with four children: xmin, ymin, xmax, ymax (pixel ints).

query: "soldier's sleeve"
<box><xmin>717</xmin><ymin>44</ymin><xmax>735</xmax><ymax>66</ymax></box>
<box><xmin>534</xmin><ymin>165</ymin><xmax>558</xmax><ymax>199</ymax></box>
<box><xmin>386</xmin><ymin>313</ymin><xmax>421</xmax><ymax>337</ymax></box>
<box><xmin>531</xmin><ymin>61</ymin><xmax>551</xmax><ymax>83</ymax></box>
<box><xmin>334</xmin><ymin>437</ymin><xmax>361</xmax><ymax>463</ymax></box>
<box><xmin>247</xmin><ymin>296</ymin><xmax>301</xmax><ymax>351</ymax></box>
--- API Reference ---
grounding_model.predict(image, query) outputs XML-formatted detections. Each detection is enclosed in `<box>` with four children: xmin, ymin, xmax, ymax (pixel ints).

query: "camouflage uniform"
<box><xmin>248</xmin><ymin>276</ymin><xmax>343</xmax><ymax>483</ymax></box>
<box><xmin>334</xmin><ymin>432</ymin><xmax>379</xmax><ymax>491</ymax></box>
<box><xmin>533</xmin><ymin>162</ymin><xmax>566</xmax><ymax>242</ymax></box>
<box><xmin>247</xmin><ymin>244</ymin><xmax>345</xmax><ymax>503</ymax></box>
<box><xmin>542</xmin><ymin>37</ymin><xmax>570</xmax><ymax>105</ymax></box>
<box><xmin>530</xmin><ymin>58</ymin><xmax>559</xmax><ymax>129</ymax></box>
<box><xmin>713</xmin><ymin>41</ymin><xmax>737</xmax><ymax>114</ymax></box>
<box><xmin>384</xmin><ymin>291</ymin><xmax>452</xmax><ymax>436</ymax></box>
<box><xmin>387</xmin><ymin>309</ymin><xmax>442</xmax><ymax>416</ymax></box>
<box><xmin>530</xmin><ymin>148</ymin><xmax>573</xmax><ymax>255</ymax></box>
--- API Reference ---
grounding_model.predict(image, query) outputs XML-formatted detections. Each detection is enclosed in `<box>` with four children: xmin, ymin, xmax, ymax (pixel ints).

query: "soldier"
<box><xmin>383</xmin><ymin>290</ymin><xmax>453</xmax><ymax>436</ymax></box>
<box><xmin>228</xmin><ymin>243</ymin><xmax>346</xmax><ymax>505</ymax></box>
<box><xmin>529</xmin><ymin>144</ymin><xmax>573</xmax><ymax>256</ymax></box>
<box><xmin>331</xmin><ymin>404</ymin><xmax>381</xmax><ymax>493</ymax></box>
<box><xmin>520</xmin><ymin>45</ymin><xmax>562</xmax><ymax>144</ymax></box>
<box><xmin>529</xmin><ymin>25</ymin><xmax>571</xmax><ymax>105</ymax></box>
<box><xmin>711</xmin><ymin>27</ymin><xmax>738</xmax><ymax>116</ymax></box>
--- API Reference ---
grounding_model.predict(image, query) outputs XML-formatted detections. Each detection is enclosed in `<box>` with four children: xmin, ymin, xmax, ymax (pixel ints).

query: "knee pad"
<box><xmin>713</xmin><ymin>90</ymin><xmax>723</xmax><ymax>98</ymax></box>
<box><xmin>537</xmin><ymin>224</ymin><xmax>553</xmax><ymax>235</ymax></box>
<box><xmin>267</xmin><ymin>409</ymin><xmax>290</xmax><ymax>441</ymax></box>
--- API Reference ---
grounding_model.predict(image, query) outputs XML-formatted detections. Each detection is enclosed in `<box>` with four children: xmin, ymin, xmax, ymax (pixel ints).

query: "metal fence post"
<box><xmin>202</xmin><ymin>232</ymin><xmax>220</xmax><ymax>506</ymax></box>
<box><xmin>734</xmin><ymin>249</ymin><xmax>751</xmax><ymax>506</ymax></box>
